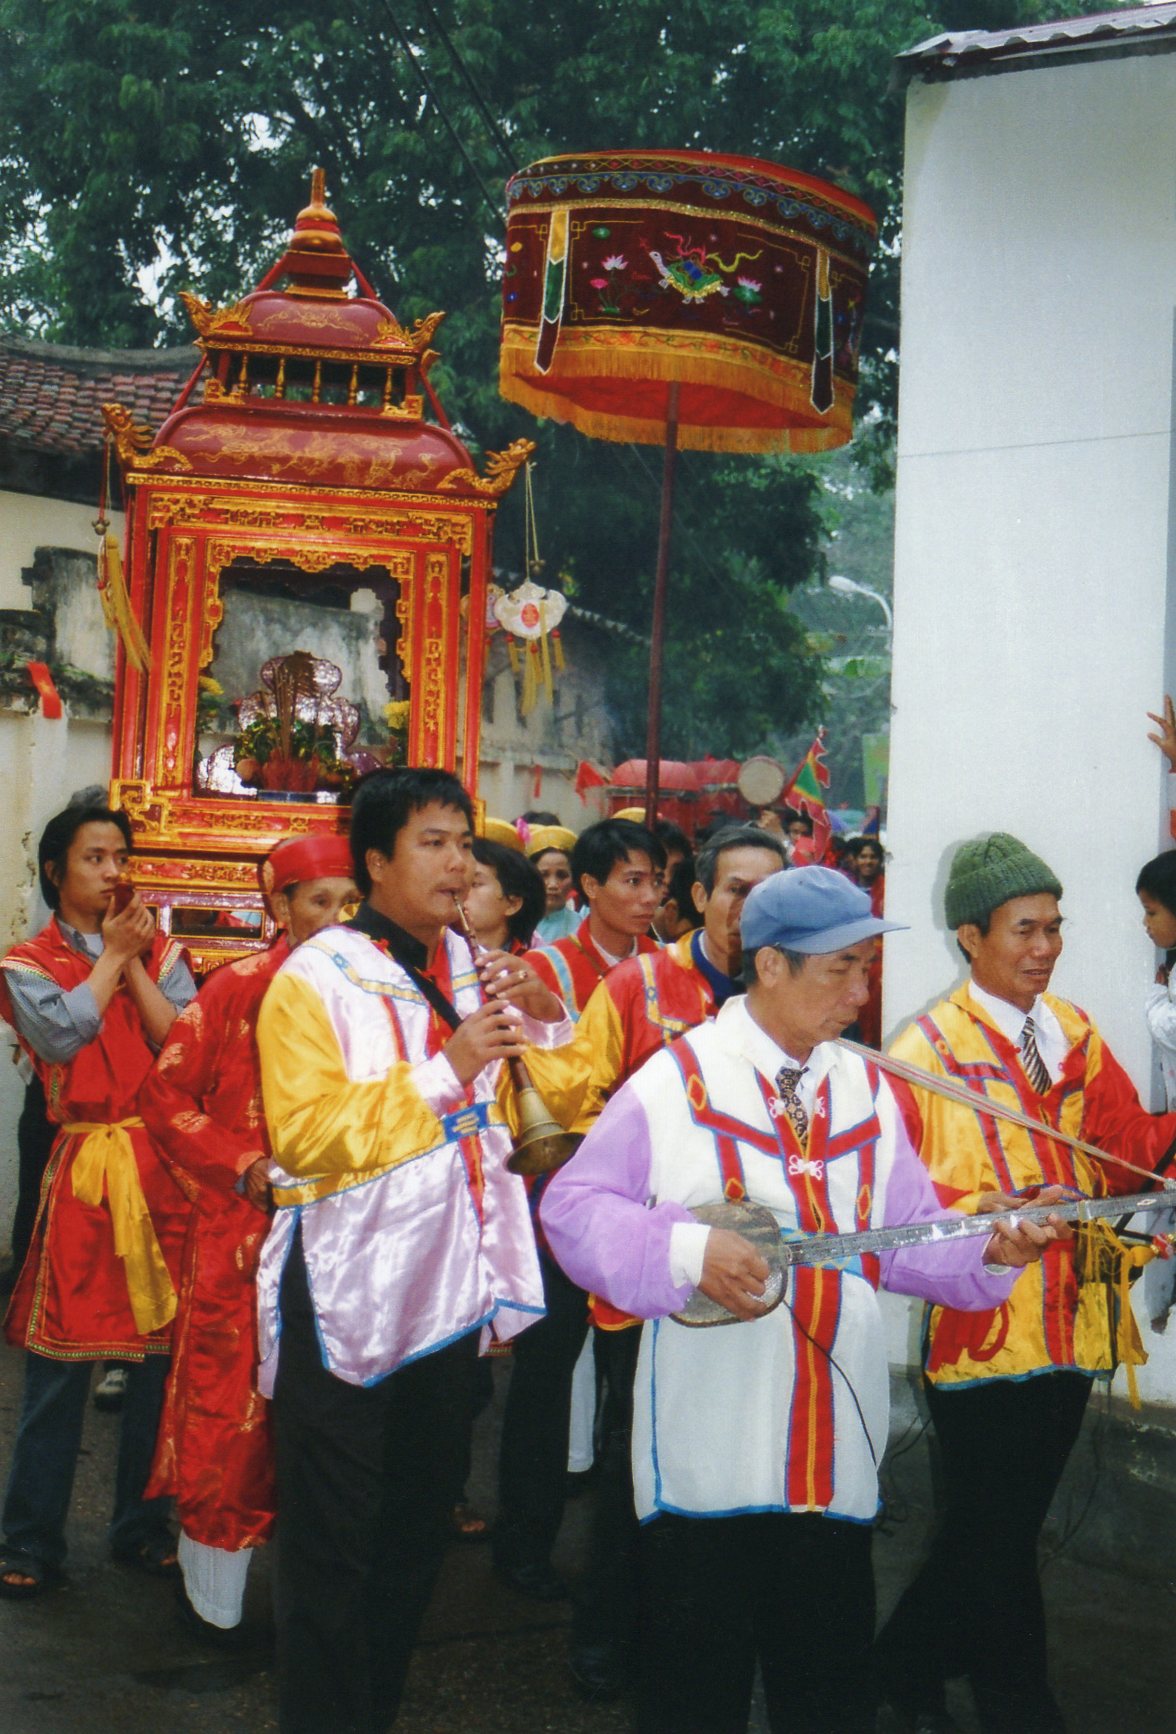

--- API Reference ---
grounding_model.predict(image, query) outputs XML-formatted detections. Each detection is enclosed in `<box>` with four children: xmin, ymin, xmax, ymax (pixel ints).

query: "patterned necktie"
<box><xmin>1020</xmin><ymin>1017</ymin><xmax>1051</xmax><ymax>1095</ymax></box>
<box><xmin>775</xmin><ymin>1065</ymin><xmax>810</xmax><ymax>1143</ymax></box>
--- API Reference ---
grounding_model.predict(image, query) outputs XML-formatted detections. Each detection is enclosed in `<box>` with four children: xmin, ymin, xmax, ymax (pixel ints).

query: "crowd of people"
<box><xmin>0</xmin><ymin>752</ymin><xmax>1173</xmax><ymax>1734</ymax></box>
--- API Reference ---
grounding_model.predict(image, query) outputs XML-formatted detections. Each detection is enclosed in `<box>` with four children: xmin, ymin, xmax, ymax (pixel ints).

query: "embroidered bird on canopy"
<box><xmin>500</xmin><ymin>149</ymin><xmax>876</xmax><ymax>454</ymax></box>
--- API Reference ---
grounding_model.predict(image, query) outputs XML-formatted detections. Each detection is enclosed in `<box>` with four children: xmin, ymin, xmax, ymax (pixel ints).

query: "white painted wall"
<box><xmin>0</xmin><ymin>490</ymin><xmax>123</xmax><ymax>611</ymax></box>
<box><xmin>886</xmin><ymin>51</ymin><xmax>1176</xmax><ymax>1403</ymax></box>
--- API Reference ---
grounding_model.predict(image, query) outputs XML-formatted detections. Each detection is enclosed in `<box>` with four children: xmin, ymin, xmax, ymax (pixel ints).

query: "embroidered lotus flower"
<box><xmin>601</xmin><ymin>254</ymin><xmax>627</xmax><ymax>271</ymax></box>
<box><xmin>733</xmin><ymin>275</ymin><xmax>763</xmax><ymax>306</ymax></box>
<box><xmin>589</xmin><ymin>277</ymin><xmax>609</xmax><ymax>290</ymax></box>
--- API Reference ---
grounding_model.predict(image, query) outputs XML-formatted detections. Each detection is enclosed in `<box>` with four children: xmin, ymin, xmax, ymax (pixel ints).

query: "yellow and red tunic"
<box><xmin>568</xmin><ymin>930</ymin><xmax>722</xmax><ymax>1135</ymax></box>
<box><xmin>561</xmin><ymin>929</ymin><xmax>730</xmax><ymax>1327</ymax></box>
<box><xmin>890</xmin><ymin>985</ymin><xmax>1176</xmax><ymax>1385</ymax></box>
<box><xmin>0</xmin><ymin>919</ymin><xmax>192</xmax><ymax>1360</ymax></box>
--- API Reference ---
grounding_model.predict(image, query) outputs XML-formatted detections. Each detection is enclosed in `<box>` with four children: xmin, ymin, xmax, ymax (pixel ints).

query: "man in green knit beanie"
<box><xmin>942</xmin><ymin>832</ymin><xmax>1062</xmax><ymax>936</ymax></box>
<box><xmin>876</xmin><ymin>832</ymin><xmax>1176</xmax><ymax>1734</ymax></box>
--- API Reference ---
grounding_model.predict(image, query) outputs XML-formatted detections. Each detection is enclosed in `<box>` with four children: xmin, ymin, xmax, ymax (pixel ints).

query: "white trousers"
<box><xmin>567</xmin><ymin>1333</ymin><xmax>596</xmax><ymax>1474</ymax></box>
<box><xmin>178</xmin><ymin>1528</ymin><xmax>253</xmax><ymax>1629</ymax></box>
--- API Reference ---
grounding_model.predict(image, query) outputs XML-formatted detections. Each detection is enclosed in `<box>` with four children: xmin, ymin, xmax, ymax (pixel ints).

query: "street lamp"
<box><xmin>827</xmin><ymin>573</ymin><xmax>893</xmax><ymax>635</ymax></box>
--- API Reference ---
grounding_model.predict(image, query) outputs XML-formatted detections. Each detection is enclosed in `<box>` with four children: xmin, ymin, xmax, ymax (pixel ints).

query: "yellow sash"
<box><xmin>66</xmin><ymin>1118</ymin><xmax>177</xmax><ymax>1335</ymax></box>
<box><xmin>1075</xmin><ymin>1218</ymin><xmax>1155</xmax><ymax>1409</ymax></box>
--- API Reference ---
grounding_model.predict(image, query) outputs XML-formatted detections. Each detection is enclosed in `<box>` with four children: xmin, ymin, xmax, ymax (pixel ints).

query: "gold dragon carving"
<box><xmin>102</xmin><ymin>403</ymin><xmax>193</xmax><ymax>473</ymax></box>
<box><xmin>373</xmin><ymin>309</ymin><xmax>446</xmax><ymax>365</ymax></box>
<box><xmin>180</xmin><ymin>293</ymin><xmax>254</xmax><ymax>339</ymax></box>
<box><xmin>437</xmin><ymin>438</ymin><xmax>535</xmax><ymax>498</ymax></box>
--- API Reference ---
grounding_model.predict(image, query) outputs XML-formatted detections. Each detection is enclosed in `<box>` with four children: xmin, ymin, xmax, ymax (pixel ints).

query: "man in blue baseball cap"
<box><xmin>541</xmin><ymin>866</ymin><xmax>1061</xmax><ymax>1734</ymax></box>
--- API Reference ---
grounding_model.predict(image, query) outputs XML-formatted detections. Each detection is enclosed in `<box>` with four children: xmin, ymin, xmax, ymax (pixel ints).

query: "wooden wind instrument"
<box><xmin>451</xmin><ymin>897</ymin><xmax>579</xmax><ymax>1176</ymax></box>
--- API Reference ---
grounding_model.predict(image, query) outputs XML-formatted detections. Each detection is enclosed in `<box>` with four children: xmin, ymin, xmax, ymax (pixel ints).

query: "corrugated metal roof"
<box><xmin>0</xmin><ymin>337</ymin><xmax>197</xmax><ymax>457</ymax></box>
<box><xmin>899</xmin><ymin>4</ymin><xmax>1176</xmax><ymax>77</ymax></box>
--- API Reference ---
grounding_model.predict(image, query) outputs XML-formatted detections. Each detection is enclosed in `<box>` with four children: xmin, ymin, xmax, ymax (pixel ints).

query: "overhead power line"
<box><xmin>375</xmin><ymin>0</ymin><xmax>502</xmax><ymax>220</ymax></box>
<box><xmin>418</xmin><ymin>0</ymin><xmax>517</xmax><ymax>172</ymax></box>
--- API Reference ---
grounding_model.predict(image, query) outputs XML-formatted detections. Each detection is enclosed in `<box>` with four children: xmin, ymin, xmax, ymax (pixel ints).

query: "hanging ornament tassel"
<box><xmin>97</xmin><ymin>532</ymin><xmax>151</xmax><ymax>673</ymax></box>
<box><xmin>537</xmin><ymin>599</ymin><xmax>554</xmax><ymax>706</ymax></box>
<box><xmin>810</xmin><ymin>247</ymin><xmax>834</xmax><ymax>414</ymax></box>
<box><xmin>495</xmin><ymin>460</ymin><xmax>568</xmax><ymax>713</ymax></box>
<box><xmin>94</xmin><ymin>434</ymin><xmax>151</xmax><ymax>673</ymax></box>
<box><xmin>521</xmin><ymin>639</ymin><xmax>540</xmax><ymax>715</ymax></box>
<box><xmin>507</xmin><ymin>637</ymin><xmax>521</xmax><ymax>673</ymax></box>
<box><xmin>535</xmin><ymin>208</ymin><xmax>569</xmax><ymax>374</ymax></box>
<box><xmin>552</xmin><ymin>628</ymin><xmax>565</xmax><ymax>671</ymax></box>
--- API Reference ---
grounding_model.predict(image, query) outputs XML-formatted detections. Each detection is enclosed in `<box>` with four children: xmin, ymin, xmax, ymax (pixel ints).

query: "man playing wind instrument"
<box><xmin>255</xmin><ymin>768</ymin><xmax>581</xmax><ymax>1734</ymax></box>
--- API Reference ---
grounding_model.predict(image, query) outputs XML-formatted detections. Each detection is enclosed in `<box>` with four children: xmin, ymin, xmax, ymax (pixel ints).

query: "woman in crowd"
<box><xmin>526</xmin><ymin>824</ymin><xmax>580</xmax><ymax>944</ymax></box>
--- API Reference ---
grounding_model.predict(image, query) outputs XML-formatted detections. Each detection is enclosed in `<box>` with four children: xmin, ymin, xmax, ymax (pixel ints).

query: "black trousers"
<box><xmin>572</xmin><ymin>1322</ymin><xmax>641</xmax><ymax>1651</ymax></box>
<box><xmin>638</xmin><ymin>1510</ymin><xmax>876</xmax><ymax>1734</ymax></box>
<box><xmin>272</xmin><ymin>1235</ymin><xmax>479</xmax><ymax>1734</ymax></box>
<box><xmin>11</xmin><ymin>1075</ymin><xmax>55</xmax><ymax>1277</ymax></box>
<box><xmin>875</xmin><ymin>1371</ymin><xmax>1092</xmax><ymax>1733</ymax></box>
<box><xmin>493</xmin><ymin>1249</ymin><xmax>589</xmax><ymax>1571</ymax></box>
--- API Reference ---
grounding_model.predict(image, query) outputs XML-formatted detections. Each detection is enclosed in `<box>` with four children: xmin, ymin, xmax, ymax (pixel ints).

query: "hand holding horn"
<box><xmin>451</xmin><ymin>897</ymin><xmax>579</xmax><ymax>1176</ymax></box>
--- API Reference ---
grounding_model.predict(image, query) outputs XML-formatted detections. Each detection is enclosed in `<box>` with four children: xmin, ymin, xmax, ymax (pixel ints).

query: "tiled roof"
<box><xmin>0</xmin><ymin>337</ymin><xmax>199</xmax><ymax>458</ymax></box>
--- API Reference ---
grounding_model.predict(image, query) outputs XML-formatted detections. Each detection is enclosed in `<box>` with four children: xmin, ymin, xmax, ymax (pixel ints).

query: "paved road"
<box><xmin>0</xmin><ymin>1341</ymin><xmax>1172</xmax><ymax>1732</ymax></box>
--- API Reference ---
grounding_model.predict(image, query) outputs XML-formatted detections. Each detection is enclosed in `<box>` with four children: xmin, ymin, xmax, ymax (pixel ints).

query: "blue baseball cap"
<box><xmin>741</xmin><ymin>866</ymin><xmax>908</xmax><ymax>955</ymax></box>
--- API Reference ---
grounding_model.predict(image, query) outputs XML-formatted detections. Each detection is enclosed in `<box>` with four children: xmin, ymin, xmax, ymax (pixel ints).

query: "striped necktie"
<box><xmin>1019</xmin><ymin>1017</ymin><xmax>1051</xmax><ymax>1095</ymax></box>
<box><xmin>775</xmin><ymin>1066</ymin><xmax>810</xmax><ymax>1143</ymax></box>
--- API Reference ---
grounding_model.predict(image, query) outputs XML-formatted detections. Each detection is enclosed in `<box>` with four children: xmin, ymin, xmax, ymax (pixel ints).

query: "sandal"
<box><xmin>449</xmin><ymin>1502</ymin><xmax>490</xmax><ymax>1543</ymax></box>
<box><xmin>0</xmin><ymin>1551</ymin><xmax>63</xmax><ymax>1601</ymax></box>
<box><xmin>112</xmin><ymin>1535</ymin><xmax>180</xmax><ymax>1577</ymax></box>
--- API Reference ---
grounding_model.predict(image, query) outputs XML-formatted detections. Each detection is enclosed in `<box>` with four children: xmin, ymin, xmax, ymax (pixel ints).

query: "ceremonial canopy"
<box><xmin>500</xmin><ymin>149</ymin><xmax>876</xmax><ymax>453</ymax></box>
<box><xmin>499</xmin><ymin>148</ymin><xmax>876</xmax><ymax>816</ymax></box>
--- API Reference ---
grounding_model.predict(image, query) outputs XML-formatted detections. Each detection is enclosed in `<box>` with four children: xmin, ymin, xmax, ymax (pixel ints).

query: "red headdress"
<box><xmin>259</xmin><ymin>834</ymin><xmax>353</xmax><ymax>896</ymax></box>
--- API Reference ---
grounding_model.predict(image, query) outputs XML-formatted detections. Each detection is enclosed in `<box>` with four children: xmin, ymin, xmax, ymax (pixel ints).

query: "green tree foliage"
<box><xmin>0</xmin><ymin>0</ymin><xmax>1074</xmax><ymax>757</ymax></box>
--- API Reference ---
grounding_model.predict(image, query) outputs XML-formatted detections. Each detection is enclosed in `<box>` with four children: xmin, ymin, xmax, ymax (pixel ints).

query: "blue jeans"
<box><xmin>2</xmin><ymin>1350</ymin><xmax>171</xmax><ymax>1569</ymax></box>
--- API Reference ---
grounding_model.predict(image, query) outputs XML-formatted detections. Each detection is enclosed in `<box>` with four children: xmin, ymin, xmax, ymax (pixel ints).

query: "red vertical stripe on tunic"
<box><xmin>785</xmin><ymin>1267</ymin><xmax>839</xmax><ymax>1511</ymax></box>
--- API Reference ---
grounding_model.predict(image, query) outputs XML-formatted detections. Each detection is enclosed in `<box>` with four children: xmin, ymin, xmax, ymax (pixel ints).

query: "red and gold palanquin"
<box><xmin>101</xmin><ymin>176</ymin><xmax>529</xmax><ymax>971</ymax></box>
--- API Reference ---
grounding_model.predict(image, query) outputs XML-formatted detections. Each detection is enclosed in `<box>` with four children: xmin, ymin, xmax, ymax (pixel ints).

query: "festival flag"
<box><xmin>26</xmin><ymin>661</ymin><xmax>62</xmax><ymax>720</ymax></box>
<box><xmin>574</xmin><ymin>759</ymin><xmax>608</xmax><ymax>801</ymax></box>
<box><xmin>784</xmin><ymin>730</ymin><xmax>832</xmax><ymax>862</ymax></box>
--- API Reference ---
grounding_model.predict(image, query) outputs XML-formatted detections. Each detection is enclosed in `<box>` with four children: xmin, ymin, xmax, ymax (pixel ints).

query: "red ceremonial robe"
<box><xmin>564</xmin><ymin>930</ymin><xmax>724</xmax><ymax>1328</ymax></box>
<box><xmin>526</xmin><ymin>916</ymin><xmax>659</xmax><ymax>1022</ymax></box>
<box><xmin>858</xmin><ymin>874</ymin><xmax>885</xmax><ymax>1050</ymax></box>
<box><xmin>0</xmin><ymin>918</ymin><xmax>192</xmax><ymax>1360</ymax></box>
<box><xmin>137</xmin><ymin>941</ymin><xmax>290</xmax><ymax>1551</ymax></box>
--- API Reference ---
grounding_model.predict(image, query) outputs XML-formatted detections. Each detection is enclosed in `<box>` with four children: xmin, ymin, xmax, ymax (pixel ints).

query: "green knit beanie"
<box><xmin>944</xmin><ymin>833</ymin><xmax>1063</xmax><ymax>930</ymax></box>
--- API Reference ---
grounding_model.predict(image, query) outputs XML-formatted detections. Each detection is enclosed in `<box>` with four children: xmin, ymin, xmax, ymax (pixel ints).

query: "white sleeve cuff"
<box><xmin>669</xmin><ymin>1221</ymin><xmax>712</xmax><ymax>1289</ymax></box>
<box><xmin>413</xmin><ymin>1051</ymin><xmax>466</xmax><ymax>1115</ymax></box>
<box><xmin>520</xmin><ymin>1008</ymin><xmax>574</xmax><ymax>1048</ymax></box>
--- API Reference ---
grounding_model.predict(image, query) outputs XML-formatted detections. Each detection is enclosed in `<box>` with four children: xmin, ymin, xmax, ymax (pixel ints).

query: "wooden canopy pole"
<box><xmin>644</xmin><ymin>382</ymin><xmax>680</xmax><ymax>827</ymax></box>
